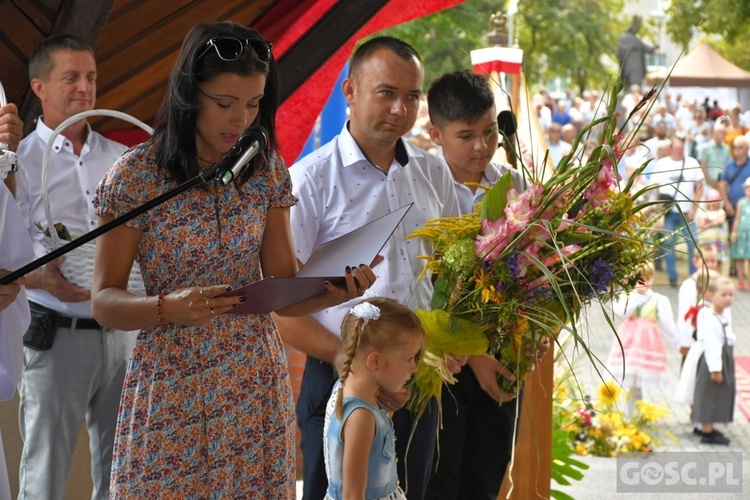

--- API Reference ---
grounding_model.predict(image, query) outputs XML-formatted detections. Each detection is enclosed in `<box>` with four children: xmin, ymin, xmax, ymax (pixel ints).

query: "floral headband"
<box><xmin>350</xmin><ymin>302</ymin><xmax>380</xmax><ymax>324</ymax></box>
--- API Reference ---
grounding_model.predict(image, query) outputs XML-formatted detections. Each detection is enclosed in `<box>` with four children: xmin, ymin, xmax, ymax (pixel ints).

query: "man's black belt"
<box><xmin>29</xmin><ymin>302</ymin><xmax>102</xmax><ymax>330</ymax></box>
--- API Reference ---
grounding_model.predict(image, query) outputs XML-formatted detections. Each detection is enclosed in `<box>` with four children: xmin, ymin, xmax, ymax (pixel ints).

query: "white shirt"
<box><xmin>447</xmin><ymin>160</ymin><xmax>526</xmax><ymax>215</ymax></box>
<box><xmin>289</xmin><ymin>123</ymin><xmax>461</xmax><ymax>337</ymax></box>
<box><xmin>546</xmin><ymin>140</ymin><xmax>571</xmax><ymax>167</ymax></box>
<box><xmin>696</xmin><ymin>308</ymin><xmax>734</xmax><ymax>373</ymax></box>
<box><xmin>0</xmin><ymin>183</ymin><xmax>34</xmax><ymax>400</ymax></box>
<box><xmin>15</xmin><ymin>117</ymin><xmax>127</xmax><ymax>318</ymax></box>
<box><xmin>650</xmin><ymin>155</ymin><xmax>703</xmax><ymax>213</ymax></box>
<box><xmin>677</xmin><ymin>279</ymin><xmax>732</xmax><ymax>348</ymax></box>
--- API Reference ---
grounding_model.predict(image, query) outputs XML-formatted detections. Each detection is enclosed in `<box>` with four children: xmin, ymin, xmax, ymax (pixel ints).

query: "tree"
<box><xmin>514</xmin><ymin>0</ymin><xmax>628</xmax><ymax>95</ymax></box>
<box><xmin>379</xmin><ymin>0</ymin><xmax>500</xmax><ymax>86</ymax></box>
<box><xmin>666</xmin><ymin>0</ymin><xmax>750</xmax><ymax>47</ymax></box>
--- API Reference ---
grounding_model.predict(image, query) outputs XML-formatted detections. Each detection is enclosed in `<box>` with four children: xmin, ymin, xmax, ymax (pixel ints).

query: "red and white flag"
<box><xmin>470</xmin><ymin>47</ymin><xmax>523</xmax><ymax>75</ymax></box>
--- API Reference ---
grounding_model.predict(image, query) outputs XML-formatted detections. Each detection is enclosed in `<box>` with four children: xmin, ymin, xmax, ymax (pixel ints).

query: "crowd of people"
<box><xmin>0</xmin><ymin>16</ymin><xmax>743</xmax><ymax>500</ymax></box>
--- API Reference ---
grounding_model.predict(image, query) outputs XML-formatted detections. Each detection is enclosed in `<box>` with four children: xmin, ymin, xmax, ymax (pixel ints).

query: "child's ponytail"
<box><xmin>335</xmin><ymin>317</ymin><xmax>366</xmax><ymax>420</ymax></box>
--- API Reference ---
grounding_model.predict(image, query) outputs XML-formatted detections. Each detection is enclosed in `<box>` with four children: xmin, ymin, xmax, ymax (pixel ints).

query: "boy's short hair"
<box><xmin>707</xmin><ymin>275</ymin><xmax>732</xmax><ymax>294</ymax></box>
<box><xmin>427</xmin><ymin>70</ymin><xmax>494</xmax><ymax>128</ymax></box>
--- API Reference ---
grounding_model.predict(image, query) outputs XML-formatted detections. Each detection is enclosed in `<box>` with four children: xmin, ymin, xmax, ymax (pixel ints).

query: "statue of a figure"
<box><xmin>487</xmin><ymin>11</ymin><xmax>508</xmax><ymax>47</ymax></box>
<box><xmin>617</xmin><ymin>15</ymin><xmax>656</xmax><ymax>88</ymax></box>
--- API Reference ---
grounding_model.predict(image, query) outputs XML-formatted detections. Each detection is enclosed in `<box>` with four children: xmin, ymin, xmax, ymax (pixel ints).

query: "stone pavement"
<box><xmin>554</xmin><ymin>264</ymin><xmax>750</xmax><ymax>499</ymax></box>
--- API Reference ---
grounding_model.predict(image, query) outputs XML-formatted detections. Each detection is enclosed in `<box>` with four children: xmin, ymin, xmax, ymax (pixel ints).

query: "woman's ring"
<box><xmin>209</xmin><ymin>307</ymin><xmax>215</xmax><ymax>317</ymax></box>
<box><xmin>199</xmin><ymin>287</ymin><xmax>206</xmax><ymax>298</ymax></box>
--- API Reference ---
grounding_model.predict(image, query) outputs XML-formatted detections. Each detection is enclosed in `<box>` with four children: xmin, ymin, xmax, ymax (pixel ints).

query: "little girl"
<box><xmin>323</xmin><ymin>298</ymin><xmax>425</xmax><ymax>500</ymax></box>
<box><xmin>692</xmin><ymin>276</ymin><xmax>735</xmax><ymax>445</ymax></box>
<box><xmin>607</xmin><ymin>263</ymin><xmax>681</xmax><ymax>419</ymax></box>
<box><xmin>730</xmin><ymin>177</ymin><xmax>750</xmax><ymax>290</ymax></box>
<box><xmin>696</xmin><ymin>188</ymin><xmax>728</xmax><ymax>273</ymax></box>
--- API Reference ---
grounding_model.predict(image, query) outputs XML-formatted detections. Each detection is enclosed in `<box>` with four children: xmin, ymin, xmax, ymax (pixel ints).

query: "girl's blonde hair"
<box><xmin>334</xmin><ymin>297</ymin><xmax>424</xmax><ymax>420</ymax></box>
<box><xmin>639</xmin><ymin>262</ymin><xmax>656</xmax><ymax>281</ymax></box>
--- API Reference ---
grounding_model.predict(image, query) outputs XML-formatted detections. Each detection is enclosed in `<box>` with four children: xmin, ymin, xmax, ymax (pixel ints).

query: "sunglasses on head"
<box><xmin>197</xmin><ymin>36</ymin><xmax>273</xmax><ymax>63</ymax></box>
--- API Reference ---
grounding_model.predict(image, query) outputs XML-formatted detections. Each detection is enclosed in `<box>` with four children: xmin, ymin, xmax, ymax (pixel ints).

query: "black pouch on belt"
<box><xmin>23</xmin><ymin>303</ymin><xmax>60</xmax><ymax>351</ymax></box>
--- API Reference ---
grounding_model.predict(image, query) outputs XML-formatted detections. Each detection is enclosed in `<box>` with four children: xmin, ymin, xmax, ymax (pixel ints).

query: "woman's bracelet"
<box><xmin>156</xmin><ymin>293</ymin><xmax>166</xmax><ymax>326</ymax></box>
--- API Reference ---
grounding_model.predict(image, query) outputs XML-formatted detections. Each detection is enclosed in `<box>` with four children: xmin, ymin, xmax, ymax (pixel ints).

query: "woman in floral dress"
<box><xmin>91</xmin><ymin>21</ymin><xmax>374</xmax><ymax>498</ymax></box>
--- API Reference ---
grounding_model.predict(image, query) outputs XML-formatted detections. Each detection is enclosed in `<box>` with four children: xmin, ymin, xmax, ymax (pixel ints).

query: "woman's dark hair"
<box><xmin>153</xmin><ymin>21</ymin><xmax>279</xmax><ymax>186</ymax></box>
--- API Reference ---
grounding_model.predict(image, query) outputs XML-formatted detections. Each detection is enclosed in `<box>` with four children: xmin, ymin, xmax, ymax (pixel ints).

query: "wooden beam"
<box><xmin>276</xmin><ymin>0</ymin><xmax>389</xmax><ymax>103</ymax></box>
<box><xmin>498</xmin><ymin>346</ymin><xmax>553</xmax><ymax>499</ymax></box>
<box><xmin>19</xmin><ymin>0</ymin><xmax>117</xmax><ymax>136</ymax></box>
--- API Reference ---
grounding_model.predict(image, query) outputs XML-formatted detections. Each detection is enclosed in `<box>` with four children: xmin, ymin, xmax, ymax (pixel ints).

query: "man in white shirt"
<box><xmin>13</xmin><ymin>35</ymin><xmax>137</xmax><ymax>499</ymax></box>
<box><xmin>273</xmin><ymin>37</ymin><xmax>461</xmax><ymax>500</ymax></box>
<box><xmin>650</xmin><ymin>135</ymin><xmax>704</xmax><ymax>286</ymax></box>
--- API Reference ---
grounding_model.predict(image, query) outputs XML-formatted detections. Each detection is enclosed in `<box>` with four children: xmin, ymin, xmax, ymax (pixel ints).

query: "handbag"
<box><xmin>23</xmin><ymin>304</ymin><xmax>60</xmax><ymax>351</ymax></box>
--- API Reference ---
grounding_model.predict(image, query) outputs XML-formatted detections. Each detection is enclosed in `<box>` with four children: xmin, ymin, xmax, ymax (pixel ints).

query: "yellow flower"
<box><xmin>629</xmin><ymin>430</ymin><xmax>651</xmax><ymax>450</ymax></box>
<box><xmin>471</xmin><ymin>268</ymin><xmax>501</xmax><ymax>304</ymax></box>
<box><xmin>598</xmin><ymin>380</ymin><xmax>621</xmax><ymax>406</ymax></box>
<box><xmin>575</xmin><ymin>443</ymin><xmax>588</xmax><ymax>455</ymax></box>
<box><xmin>635</xmin><ymin>400</ymin><xmax>670</xmax><ymax>423</ymax></box>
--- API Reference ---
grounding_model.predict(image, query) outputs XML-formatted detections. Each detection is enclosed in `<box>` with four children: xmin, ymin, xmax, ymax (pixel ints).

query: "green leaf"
<box><xmin>551</xmin><ymin>428</ymin><xmax>589</xmax><ymax>488</ymax></box>
<box><xmin>550</xmin><ymin>490</ymin><xmax>577</xmax><ymax>500</ymax></box>
<box><xmin>480</xmin><ymin>171</ymin><xmax>513</xmax><ymax>222</ymax></box>
<box><xmin>431</xmin><ymin>275</ymin><xmax>450</xmax><ymax>310</ymax></box>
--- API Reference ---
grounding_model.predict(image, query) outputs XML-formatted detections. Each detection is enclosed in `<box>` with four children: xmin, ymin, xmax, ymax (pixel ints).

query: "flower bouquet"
<box><xmin>555</xmin><ymin>379</ymin><xmax>676</xmax><ymax>457</ymax></box>
<box><xmin>406</xmin><ymin>81</ymin><xmax>665</xmax><ymax>414</ymax></box>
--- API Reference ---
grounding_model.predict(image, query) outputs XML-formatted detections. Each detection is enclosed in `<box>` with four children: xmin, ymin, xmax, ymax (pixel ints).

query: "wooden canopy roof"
<box><xmin>668</xmin><ymin>42</ymin><xmax>750</xmax><ymax>88</ymax></box>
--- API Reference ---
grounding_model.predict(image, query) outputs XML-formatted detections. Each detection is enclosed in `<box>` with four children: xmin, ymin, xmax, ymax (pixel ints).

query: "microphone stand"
<box><xmin>1</xmin><ymin>164</ymin><xmax>224</xmax><ymax>285</ymax></box>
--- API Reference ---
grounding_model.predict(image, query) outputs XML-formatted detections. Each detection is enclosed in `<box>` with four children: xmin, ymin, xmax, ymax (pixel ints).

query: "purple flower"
<box><xmin>506</xmin><ymin>253</ymin><xmax>521</xmax><ymax>277</ymax></box>
<box><xmin>589</xmin><ymin>258</ymin><xmax>614</xmax><ymax>293</ymax></box>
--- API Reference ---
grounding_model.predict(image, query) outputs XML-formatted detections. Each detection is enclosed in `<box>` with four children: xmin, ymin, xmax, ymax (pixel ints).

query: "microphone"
<box><xmin>497</xmin><ymin>110</ymin><xmax>517</xmax><ymax>138</ymax></box>
<box><xmin>497</xmin><ymin>110</ymin><xmax>518</xmax><ymax>169</ymax></box>
<box><xmin>218</xmin><ymin>125</ymin><xmax>268</xmax><ymax>185</ymax></box>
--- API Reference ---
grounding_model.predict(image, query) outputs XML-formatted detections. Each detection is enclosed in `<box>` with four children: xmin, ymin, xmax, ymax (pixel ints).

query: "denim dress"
<box><xmin>324</xmin><ymin>381</ymin><xmax>405</xmax><ymax>499</ymax></box>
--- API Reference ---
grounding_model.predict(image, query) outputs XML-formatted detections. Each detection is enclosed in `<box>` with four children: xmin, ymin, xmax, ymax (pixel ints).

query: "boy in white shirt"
<box><xmin>424</xmin><ymin>70</ymin><xmax>527</xmax><ymax>500</ymax></box>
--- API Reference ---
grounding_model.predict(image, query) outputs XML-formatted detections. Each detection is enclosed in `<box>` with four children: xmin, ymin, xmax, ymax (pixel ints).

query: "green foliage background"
<box><xmin>380</xmin><ymin>0</ymin><xmax>629</xmax><ymax>94</ymax></box>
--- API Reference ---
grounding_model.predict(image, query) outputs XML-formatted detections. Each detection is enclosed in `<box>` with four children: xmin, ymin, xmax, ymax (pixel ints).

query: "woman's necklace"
<box><xmin>198</xmin><ymin>156</ymin><xmax>217</xmax><ymax>167</ymax></box>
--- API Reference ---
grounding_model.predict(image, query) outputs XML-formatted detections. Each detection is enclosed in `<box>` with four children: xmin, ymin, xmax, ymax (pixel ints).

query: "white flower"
<box><xmin>350</xmin><ymin>302</ymin><xmax>380</xmax><ymax>322</ymax></box>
